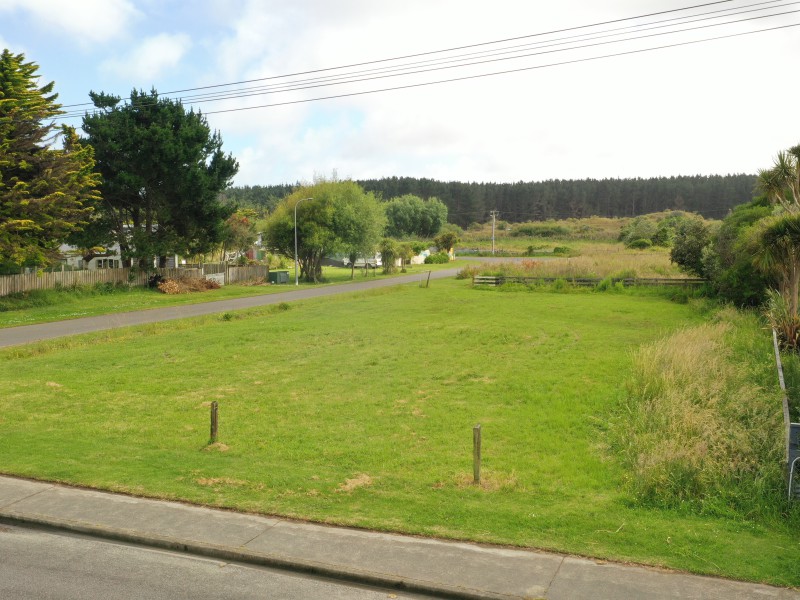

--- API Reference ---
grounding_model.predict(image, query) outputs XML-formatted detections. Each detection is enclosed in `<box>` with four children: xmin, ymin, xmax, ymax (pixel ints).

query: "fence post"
<box><xmin>473</xmin><ymin>424</ymin><xmax>481</xmax><ymax>484</ymax></box>
<box><xmin>210</xmin><ymin>401</ymin><xmax>219</xmax><ymax>443</ymax></box>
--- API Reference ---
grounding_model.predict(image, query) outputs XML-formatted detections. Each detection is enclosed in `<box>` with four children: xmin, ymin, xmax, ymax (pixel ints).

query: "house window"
<box><xmin>96</xmin><ymin>259</ymin><xmax>120</xmax><ymax>269</ymax></box>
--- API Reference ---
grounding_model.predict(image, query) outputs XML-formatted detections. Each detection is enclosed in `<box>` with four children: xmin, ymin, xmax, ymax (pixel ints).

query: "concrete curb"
<box><xmin>0</xmin><ymin>511</ymin><xmax>529</xmax><ymax>600</ymax></box>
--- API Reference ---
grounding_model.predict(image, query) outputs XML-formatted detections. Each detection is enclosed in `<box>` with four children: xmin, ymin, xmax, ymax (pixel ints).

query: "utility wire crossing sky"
<box><xmin>2</xmin><ymin>0</ymin><xmax>799</xmax><ymax>185</ymax></box>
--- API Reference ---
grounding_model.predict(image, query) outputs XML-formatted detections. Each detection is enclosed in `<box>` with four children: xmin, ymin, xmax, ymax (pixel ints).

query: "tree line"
<box><xmin>235</xmin><ymin>174</ymin><xmax>757</xmax><ymax>227</ymax></box>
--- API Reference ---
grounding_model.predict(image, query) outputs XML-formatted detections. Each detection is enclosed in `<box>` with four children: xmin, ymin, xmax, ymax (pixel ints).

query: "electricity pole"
<box><xmin>489</xmin><ymin>210</ymin><xmax>500</xmax><ymax>255</ymax></box>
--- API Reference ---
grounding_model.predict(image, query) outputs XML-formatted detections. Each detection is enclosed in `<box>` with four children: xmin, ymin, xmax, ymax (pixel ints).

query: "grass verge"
<box><xmin>0</xmin><ymin>280</ymin><xmax>796</xmax><ymax>585</ymax></box>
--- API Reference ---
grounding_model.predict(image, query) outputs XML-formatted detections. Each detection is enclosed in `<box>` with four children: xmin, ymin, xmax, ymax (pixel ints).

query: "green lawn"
<box><xmin>0</xmin><ymin>262</ymin><xmax>463</xmax><ymax>328</ymax></box>
<box><xmin>1</xmin><ymin>279</ymin><xmax>797</xmax><ymax>586</ymax></box>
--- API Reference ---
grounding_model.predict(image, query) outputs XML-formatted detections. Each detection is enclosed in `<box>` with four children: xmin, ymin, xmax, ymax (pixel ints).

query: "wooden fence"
<box><xmin>472</xmin><ymin>275</ymin><xmax>707</xmax><ymax>288</ymax></box>
<box><xmin>0</xmin><ymin>264</ymin><xmax>269</xmax><ymax>296</ymax></box>
<box><xmin>771</xmin><ymin>330</ymin><xmax>800</xmax><ymax>500</ymax></box>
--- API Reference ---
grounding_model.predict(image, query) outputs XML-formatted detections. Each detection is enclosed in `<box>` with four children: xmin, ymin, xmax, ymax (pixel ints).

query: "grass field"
<box><xmin>1</xmin><ymin>278</ymin><xmax>797</xmax><ymax>586</ymax></box>
<box><xmin>0</xmin><ymin>262</ymin><xmax>462</xmax><ymax>329</ymax></box>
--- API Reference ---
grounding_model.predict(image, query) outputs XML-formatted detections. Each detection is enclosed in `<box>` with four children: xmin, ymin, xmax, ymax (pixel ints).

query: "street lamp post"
<box><xmin>294</xmin><ymin>197</ymin><xmax>312</xmax><ymax>286</ymax></box>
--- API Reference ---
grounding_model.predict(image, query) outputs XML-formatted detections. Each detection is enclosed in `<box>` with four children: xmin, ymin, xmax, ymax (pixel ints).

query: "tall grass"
<box><xmin>0</xmin><ymin>282</ymin><xmax>131</xmax><ymax>312</ymax></box>
<box><xmin>611</xmin><ymin>309</ymin><xmax>794</xmax><ymax>521</ymax></box>
<box><xmin>469</xmin><ymin>246</ymin><xmax>685</xmax><ymax>280</ymax></box>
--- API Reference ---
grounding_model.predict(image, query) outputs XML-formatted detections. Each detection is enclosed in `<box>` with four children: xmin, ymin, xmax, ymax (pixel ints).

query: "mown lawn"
<box><xmin>1</xmin><ymin>279</ymin><xmax>797</xmax><ymax>586</ymax></box>
<box><xmin>0</xmin><ymin>262</ymin><xmax>462</xmax><ymax>328</ymax></box>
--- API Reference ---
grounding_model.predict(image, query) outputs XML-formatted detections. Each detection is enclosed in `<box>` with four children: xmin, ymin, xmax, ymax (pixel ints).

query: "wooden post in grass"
<box><xmin>210</xmin><ymin>401</ymin><xmax>219</xmax><ymax>443</ymax></box>
<box><xmin>473</xmin><ymin>424</ymin><xmax>481</xmax><ymax>484</ymax></box>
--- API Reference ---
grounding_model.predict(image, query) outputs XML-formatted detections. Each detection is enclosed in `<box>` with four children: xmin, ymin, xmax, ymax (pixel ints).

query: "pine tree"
<box><xmin>0</xmin><ymin>49</ymin><xmax>100</xmax><ymax>269</ymax></box>
<box><xmin>81</xmin><ymin>89</ymin><xmax>238</xmax><ymax>268</ymax></box>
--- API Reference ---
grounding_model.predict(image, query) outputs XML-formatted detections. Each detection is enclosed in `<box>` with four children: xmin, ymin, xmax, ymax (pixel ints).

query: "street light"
<box><xmin>294</xmin><ymin>197</ymin><xmax>312</xmax><ymax>285</ymax></box>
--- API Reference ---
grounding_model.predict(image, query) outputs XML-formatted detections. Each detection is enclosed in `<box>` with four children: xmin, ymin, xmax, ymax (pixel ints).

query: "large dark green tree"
<box><xmin>0</xmin><ymin>50</ymin><xmax>100</xmax><ymax>270</ymax></box>
<box><xmin>669</xmin><ymin>217</ymin><xmax>711</xmax><ymax>277</ymax></box>
<box><xmin>703</xmin><ymin>197</ymin><xmax>771</xmax><ymax>306</ymax></box>
<box><xmin>80</xmin><ymin>89</ymin><xmax>238</xmax><ymax>268</ymax></box>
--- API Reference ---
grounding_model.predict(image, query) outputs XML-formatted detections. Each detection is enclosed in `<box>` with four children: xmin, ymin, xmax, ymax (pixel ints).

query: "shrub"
<box><xmin>703</xmin><ymin>198</ymin><xmax>770</xmax><ymax>306</ymax></box>
<box><xmin>619</xmin><ymin>217</ymin><xmax>657</xmax><ymax>246</ymax></box>
<box><xmin>93</xmin><ymin>281</ymin><xmax>126</xmax><ymax>294</ymax></box>
<box><xmin>627</xmin><ymin>238</ymin><xmax>652</xmax><ymax>250</ymax></box>
<box><xmin>594</xmin><ymin>277</ymin><xmax>623</xmax><ymax>293</ymax></box>
<box><xmin>511</xmin><ymin>223</ymin><xmax>569</xmax><ymax>238</ymax></box>
<box><xmin>456</xmin><ymin>265</ymin><xmax>480</xmax><ymax>279</ymax></box>
<box><xmin>424</xmin><ymin>252</ymin><xmax>450</xmax><ymax>264</ymax></box>
<box><xmin>379</xmin><ymin>238</ymin><xmax>399</xmax><ymax>274</ymax></box>
<box><xmin>670</xmin><ymin>217</ymin><xmax>710</xmax><ymax>277</ymax></box>
<box><xmin>764</xmin><ymin>289</ymin><xmax>800</xmax><ymax>351</ymax></box>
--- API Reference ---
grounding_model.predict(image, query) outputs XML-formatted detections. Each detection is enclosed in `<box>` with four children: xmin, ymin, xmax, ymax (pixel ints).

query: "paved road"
<box><xmin>0</xmin><ymin>268</ymin><xmax>461</xmax><ymax>348</ymax></box>
<box><xmin>0</xmin><ymin>524</ymin><xmax>426</xmax><ymax>600</ymax></box>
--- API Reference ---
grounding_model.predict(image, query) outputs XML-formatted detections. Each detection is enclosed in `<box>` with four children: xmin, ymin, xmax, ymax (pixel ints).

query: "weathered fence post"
<box><xmin>473</xmin><ymin>424</ymin><xmax>481</xmax><ymax>484</ymax></box>
<box><xmin>210</xmin><ymin>401</ymin><xmax>219</xmax><ymax>443</ymax></box>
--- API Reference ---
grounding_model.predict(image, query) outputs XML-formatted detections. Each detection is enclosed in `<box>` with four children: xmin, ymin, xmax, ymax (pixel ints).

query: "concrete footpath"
<box><xmin>0</xmin><ymin>476</ymin><xmax>797</xmax><ymax>600</ymax></box>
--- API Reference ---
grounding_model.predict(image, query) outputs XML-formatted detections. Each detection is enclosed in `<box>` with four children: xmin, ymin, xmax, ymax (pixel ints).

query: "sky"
<box><xmin>2</xmin><ymin>0</ymin><xmax>799</xmax><ymax>187</ymax></box>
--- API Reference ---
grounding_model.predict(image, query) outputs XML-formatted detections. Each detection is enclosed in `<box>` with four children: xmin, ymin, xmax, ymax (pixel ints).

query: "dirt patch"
<box><xmin>45</xmin><ymin>381</ymin><xmax>62</xmax><ymax>388</ymax></box>
<box><xmin>453</xmin><ymin>471</ymin><xmax>519</xmax><ymax>491</ymax></box>
<box><xmin>203</xmin><ymin>442</ymin><xmax>229</xmax><ymax>452</ymax></box>
<box><xmin>195</xmin><ymin>477</ymin><xmax>246</xmax><ymax>487</ymax></box>
<box><xmin>336</xmin><ymin>473</ymin><xmax>373</xmax><ymax>493</ymax></box>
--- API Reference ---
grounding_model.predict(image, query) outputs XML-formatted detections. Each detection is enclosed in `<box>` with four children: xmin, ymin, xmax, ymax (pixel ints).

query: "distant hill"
<box><xmin>223</xmin><ymin>174</ymin><xmax>757</xmax><ymax>228</ymax></box>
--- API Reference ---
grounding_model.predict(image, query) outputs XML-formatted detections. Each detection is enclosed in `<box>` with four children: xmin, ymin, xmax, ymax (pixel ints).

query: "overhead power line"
<box><xmin>56</xmin><ymin>1</ymin><xmax>798</xmax><ymax>120</ymax></box>
<box><xmin>176</xmin><ymin>22</ymin><xmax>800</xmax><ymax>117</ymax></box>
<box><xmin>163</xmin><ymin>5</ymin><xmax>800</xmax><ymax>108</ymax></box>
<box><xmin>64</xmin><ymin>0</ymin><xmax>792</xmax><ymax>113</ymax></box>
<box><xmin>59</xmin><ymin>0</ymin><xmax>740</xmax><ymax>110</ymax></box>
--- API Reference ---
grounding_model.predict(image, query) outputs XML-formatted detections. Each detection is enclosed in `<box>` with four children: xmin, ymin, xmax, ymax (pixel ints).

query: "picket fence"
<box><xmin>0</xmin><ymin>264</ymin><xmax>269</xmax><ymax>297</ymax></box>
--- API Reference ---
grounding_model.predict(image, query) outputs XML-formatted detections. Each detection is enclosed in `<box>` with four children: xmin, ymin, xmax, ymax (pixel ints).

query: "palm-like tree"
<box><xmin>758</xmin><ymin>145</ymin><xmax>800</xmax><ymax>213</ymax></box>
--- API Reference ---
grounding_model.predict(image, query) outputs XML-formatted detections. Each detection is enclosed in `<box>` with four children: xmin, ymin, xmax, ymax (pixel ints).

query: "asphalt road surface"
<box><xmin>0</xmin><ymin>524</ymin><xmax>426</xmax><ymax>600</ymax></box>
<box><xmin>0</xmin><ymin>268</ymin><xmax>461</xmax><ymax>348</ymax></box>
<box><xmin>0</xmin><ymin>258</ymin><xmax>535</xmax><ymax>348</ymax></box>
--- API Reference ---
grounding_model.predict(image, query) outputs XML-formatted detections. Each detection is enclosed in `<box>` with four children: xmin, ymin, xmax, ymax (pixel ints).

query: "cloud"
<box><xmin>100</xmin><ymin>33</ymin><xmax>192</xmax><ymax>85</ymax></box>
<box><xmin>178</xmin><ymin>0</ymin><xmax>800</xmax><ymax>185</ymax></box>
<box><xmin>0</xmin><ymin>0</ymin><xmax>140</xmax><ymax>45</ymax></box>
